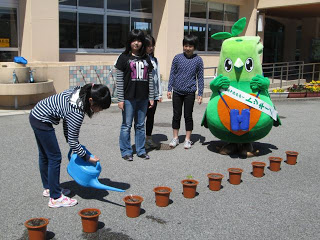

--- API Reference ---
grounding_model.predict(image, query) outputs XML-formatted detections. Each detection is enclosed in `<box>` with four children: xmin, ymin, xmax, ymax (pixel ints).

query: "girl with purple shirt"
<box><xmin>167</xmin><ymin>35</ymin><xmax>204</xmax><ymax>149</ymax></box>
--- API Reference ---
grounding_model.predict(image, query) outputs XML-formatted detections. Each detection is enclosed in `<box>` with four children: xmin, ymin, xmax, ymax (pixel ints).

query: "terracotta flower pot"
<box><xmin>78</xmin><ymin>208</ymin><xmax>101</xmax><ymax>233</ymax></box>
<box><xmin>269</xmin><ymin>157</ymin><xmax>283</xmax><ymax>171</ymax></box>
<box><xmin>288</xmin><ymin>92</ymin><xmax>306</xmax><ymax>98</ymax></box>
<box><xmin>207</xmin><ymin>173</ymin><xmax>224</xmax><ymax>191</ymax></box>
<box><xmin>228</xmin><ymin>168</ymin><xmax>243</xmax><ymax>185</ymax></box>
<box><xmin>285</xmin><ymin>151</ymin><xmax>299</xmax><ymax>165</ymax></box>
<box><xmin>251</xmin><ymin>161</ymin><xmax>266</xmax><ymax>178</ymax></box>
<box><xmin>123</xmin><ymin>195</ymin><xmax>144</xmax><ymax>218</ymax></box>
<box><xmin>181</xmin><ymin>179</ymin><xmax>199</xmax><ymax>198</ymax></box>
<box><xmin>24</xmin><ymin>218</ymin><xmax>49</xmax><ymax>240</ymax></box>
<box><xmin>153</xmin><ymin>186</ymin><xmax>172</xmax><ymax>207</ymax></box>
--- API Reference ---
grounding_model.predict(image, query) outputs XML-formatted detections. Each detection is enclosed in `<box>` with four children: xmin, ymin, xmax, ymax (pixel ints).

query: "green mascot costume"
<box><xmin>202</xmin><ymin>17</ymin><xmax>281</xmax><ymax>157</ymax></box>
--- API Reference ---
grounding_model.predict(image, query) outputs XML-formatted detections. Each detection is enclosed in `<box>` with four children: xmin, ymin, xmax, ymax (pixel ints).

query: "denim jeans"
<box><xmin>120</xmin><ymin>99</ymin><xmax>148</xmax><ymax>157</ymax></box>
<box><xmin>31</xmin><ymin>125</ymin><xmax>62</xmax><ymax>199</ymax></box>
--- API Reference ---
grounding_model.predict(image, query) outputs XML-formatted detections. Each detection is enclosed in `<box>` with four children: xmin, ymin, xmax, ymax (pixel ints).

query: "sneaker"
<box><xmin>184</xmin><ymin>140</ymin><xmax>193</xmax><ymax>149</ymax></box>
<box><xmin>122</xmin><ymin>155</ymin><xmax>133</xmax><ymax>161</ymax></box>
<box><xmin>138</xmin><ymin>154</ymin><xmax>150</xmax><ymax>160</ymax></box>
<box><xmin>48</xmin><ymin>194</ymin><xmax>78</xmax><ymax>208</ymax></box>
<box><xmin>43</xmin><ymin>188</ymin><xmax>71</xmax><ymax>197</ymax></box>
<box><xmin>169</xmin><ymin>138</ymin><xmax>179</xmax><ymax>148</ymax></box>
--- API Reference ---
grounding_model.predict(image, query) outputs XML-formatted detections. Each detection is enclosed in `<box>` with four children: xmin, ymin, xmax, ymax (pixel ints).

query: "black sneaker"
<box><xmin>138</xmin><ymin>154</ymin><xmax>150</xmax><ymax>160</ymax></box>
<box><xmin>122</xmin><ymin>155</ymin><xmax>133</xmax><ymax>161</ymax></box>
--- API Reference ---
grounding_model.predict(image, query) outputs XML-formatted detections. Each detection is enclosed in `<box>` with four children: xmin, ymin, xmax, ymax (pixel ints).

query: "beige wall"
<box><xmin>153</xmin><ymin>0</ymin><xmax>185</xmax><ymax>81</ymax></box>
<box><xmin>19</xmin><ymin>0</ymin><xmax>59</xmax><ymax>62</ymax></box>
<box><xmin>257</xmin><ymin>0</ymin><xmax>320</xmax><ymax>9</ymax></box>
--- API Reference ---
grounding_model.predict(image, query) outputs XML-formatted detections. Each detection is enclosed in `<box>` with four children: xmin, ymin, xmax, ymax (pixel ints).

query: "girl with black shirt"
<box><xmin>115</xmin><ymin>29</ymin><xmax>154</xmax><ymax>161</ymax></box>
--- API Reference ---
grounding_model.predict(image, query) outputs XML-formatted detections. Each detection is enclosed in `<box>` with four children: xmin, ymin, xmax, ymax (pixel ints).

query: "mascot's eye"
<box><xmin>245</xmin><ymin>58</ymin><xmax>254</xmax><ymax>72</ymax></box>
<box><xmin>224</xmin><ymin>58</ymin><xmax>233</xmax><ymax>72</ymax></box>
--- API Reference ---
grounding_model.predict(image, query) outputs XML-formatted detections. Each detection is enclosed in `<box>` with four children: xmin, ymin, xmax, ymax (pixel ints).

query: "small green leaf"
<box><xmin>211</xmin><ymin>32</ymin><xmax>232</xmax><ymax>40</ymax></box>
<box><xmin>186</xmin><ymin>175</ymin><xmax>193</xmax><ymax>179</ymax></box>
<box><xmin>231</xmin><ymin>17</ymin><xmax>247</xmax><ymax>37</ymax></box>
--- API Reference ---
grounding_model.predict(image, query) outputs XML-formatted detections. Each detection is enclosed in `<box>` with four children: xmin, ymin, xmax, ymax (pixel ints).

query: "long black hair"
<box><xmin>78</xmin><ymin>83</ymin><xmax>111</xmax><ymax>118</ymax></box>
<box><xmin>123</xmin><ymin>29</ymin><xmax>147</xmax><ymax>57</ymax></box>
<box><xmin>145</xmin><ymin>34</ymin><xmax>156</xmax><ymax>57</ymax></box>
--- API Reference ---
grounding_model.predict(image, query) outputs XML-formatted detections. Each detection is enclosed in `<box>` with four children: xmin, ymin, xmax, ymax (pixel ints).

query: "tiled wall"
<box><xmin>69</xmin><ymin>65</ymin><xmax>117</xmax><ymax>98</ymax></box>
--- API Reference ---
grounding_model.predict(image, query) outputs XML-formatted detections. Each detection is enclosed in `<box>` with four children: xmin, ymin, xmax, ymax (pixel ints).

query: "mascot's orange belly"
<box><xmin>218</xmin><ymin>94</ymin><xmax>261</xmax><ymax>136</ymax></box>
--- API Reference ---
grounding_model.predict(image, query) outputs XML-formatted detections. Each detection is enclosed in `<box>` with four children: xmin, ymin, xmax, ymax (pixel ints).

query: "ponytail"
<box><xmin>79</xmin><ymin>83</ymin><xmax>111</xmax><ymax>118</ymax></box>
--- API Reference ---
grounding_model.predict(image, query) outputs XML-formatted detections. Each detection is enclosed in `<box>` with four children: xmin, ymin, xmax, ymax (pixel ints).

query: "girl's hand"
<box><xmin>159</xmin><ymin>97</ymin><xmax>163</xmax><ymax>103</ymax></box>
<box><xmin>89</xmin><ymin>155</ymin><xmax>100</xmax><ymax>165</ymax></box>
<box><xmin>118</xmin><ymin>102</ymin><xmax>124</xmax><ymax>111</ymax></box>
<box><xmin>167</xmin><ymin>92</ymin><xmax>172</xmax><ymax>99</ymax></box>
<box><xmin>198</xmin><ymin>96</ymin><xmax>203</xmax><ymax>105</ymax></box>
<box><xmin>149</xmin><ymin>100</ymin><xmax>154</xmax><ymax>108</ymax></box>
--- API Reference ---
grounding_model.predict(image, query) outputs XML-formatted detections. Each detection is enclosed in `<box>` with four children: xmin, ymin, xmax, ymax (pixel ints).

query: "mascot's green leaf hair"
<box><xmin>211</xmin><ymin>17</ymin><xmax>246</xmax><ymax>40</ymax></box>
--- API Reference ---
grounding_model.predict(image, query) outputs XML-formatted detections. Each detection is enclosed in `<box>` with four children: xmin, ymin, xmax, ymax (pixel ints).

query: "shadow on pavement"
<box><xmin>61</xmin><ymin>179</ymin><xmax>130</xmax><ymax>207</ymax></box>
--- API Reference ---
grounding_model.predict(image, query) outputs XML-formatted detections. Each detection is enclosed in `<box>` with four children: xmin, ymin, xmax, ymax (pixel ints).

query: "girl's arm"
<box><xmin>157</xmin><ymin>60</ymin><xmax>162</xmax><ymax>100</ymax></box>
<box><xmin>197</xmin><ymin>57</ymin><xmax>204</xmax><ymax>97</ymax></box>
<box><xmin>168</xmin><ymin>56</ymin><xmax>177</xmax><ymax>93</ymax></box>
<box><xmin>65</xmin><ymin>112</ymin><xmax>90</xmax><ymax>161</ymax></box>
<box><xmin>148</xmin><ymin>71</ymin><xmax>155</xmax><ymax>102</ymax></box>
<box><xmin>116</xmin><ymin>68</ymin><xmax>125</xmax><ymax>110</ymax></box>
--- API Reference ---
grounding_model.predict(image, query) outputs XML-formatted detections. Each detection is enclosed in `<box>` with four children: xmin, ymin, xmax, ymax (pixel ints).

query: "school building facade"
<box><xmin>0</xmin><ymin>0</ymin><xmax>320</xmax><ymax>107</ymax></box>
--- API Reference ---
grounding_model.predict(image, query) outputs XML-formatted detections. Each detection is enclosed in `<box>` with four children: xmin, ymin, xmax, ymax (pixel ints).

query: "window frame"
<box><xmin>0</xmin><ymin>6</ymin><xmax>20</xmax><ymax>60</ymax></box>
<box><xmin>59</xmin><ymin>0</ymin><xmax>153</xmax><ymax>53</ymax></box>
<box><xmin>184</xmin><ymin>0</ymin><xmax>239</xmax><ymax>54</ymax></box>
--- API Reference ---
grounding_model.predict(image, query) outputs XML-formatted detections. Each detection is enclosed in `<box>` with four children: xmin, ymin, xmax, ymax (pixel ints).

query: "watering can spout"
<box><xmin>90</xmin><ymin>178</ymin><xmax>125</xmax><ymax>192</ymax></box>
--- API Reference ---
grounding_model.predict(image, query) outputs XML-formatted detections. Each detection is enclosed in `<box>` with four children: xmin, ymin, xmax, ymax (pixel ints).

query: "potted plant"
<box><xmin>153</xmin><ymin>186</ymin><xmax>172</xmax><ymax>207</ymax></box>
<box><xmin>287</xmin><ymin>84</ymin><xmax>306</xmax><ymax>98</ymax></box>
<box><xmin>285</xmin><ymin>151</ymin><xmax>299</xmax><ymax>165</ymax></box>
<box><xmin>123</xmin><ymin>195</ymin><xmax>144</xmax><ymax>218</ymax></box>
<box><xmin>269</xmin><ymin>88</ymin><xmax>289</xmax><ymax>99</ymax></box>
<box><xmin>268</xmin><ymin>156</ymin><xmax>283</xmax><ymax>171</ymax></box>
<box><xmin>228</xmin><ymin>168</ymin><xmax>243</xmax><ymax>185</ymax></box>
<box><xmin>181</xmin><ymin>175</ymin><xmax>199</xmax><ymax>198</ymax></box>
<box><xmin>79</xmin><ymin>208</ymin><xmax>101</xmax><ymax>233</ymax></box>
<box><xmin>251</xmin><ymin>161</ymin><xmax>266</xmax><ymax>178</ymax></box>
<box><xmin>306</xmin><ymin>80</ymin><xmax>320</xmax><ymax>97</ymax></box>
<box><xmin>24</xmin><ymin>217</ymin><xmax>49</xmax><ymax>240</ymax></box>
<box><xmin>207</xmin><ymin>173</ymin><xmax>224</xmax><ymax>191</ymax></box>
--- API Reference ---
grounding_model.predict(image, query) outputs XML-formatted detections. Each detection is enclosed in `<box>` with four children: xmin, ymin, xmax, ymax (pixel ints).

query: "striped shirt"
<box><xmin>30</xmin><ymin>87</ymin><xmax>88</xmax><ymax>159</ymax></box>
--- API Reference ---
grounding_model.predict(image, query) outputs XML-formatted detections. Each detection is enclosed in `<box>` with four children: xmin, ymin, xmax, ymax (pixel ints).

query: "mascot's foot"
<box><xmin>238</xmin><ymin>143</ymin><xmax>259</xmax><ymax>158</ymax></box>
<box><xmin>218</xmin><ymin>143</ymin><xmax>238</xmax><ymax>155</ymax></box>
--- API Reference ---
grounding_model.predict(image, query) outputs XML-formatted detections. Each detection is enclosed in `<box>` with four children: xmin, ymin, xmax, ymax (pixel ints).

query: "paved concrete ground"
<box><xmin>0</xmin><ymin>99</ymin><xmax>320</xmax><ymax>240</ymax></box>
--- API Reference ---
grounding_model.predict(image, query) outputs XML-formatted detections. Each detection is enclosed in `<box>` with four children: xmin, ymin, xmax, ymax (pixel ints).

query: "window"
<box><xmin>184</xmin><ymin>0</ymin><xmax>239</xmax><ymax>52</ymax></box>
<box><xmin>131</xmin><ymin>18</ymin><xmax>152</xmax><ymax>35</ymax></box>
<box><xmin>131</xmin><ymin>0</ymin><xmax>152</xmax><ymax>13</ymax></box>
<box><xmin>107</xmin><ymin>16</ymin><xmax>129</xmax><ymax>49</ymax></box>
<box><xmin>0</xmin><ymin>8</ymin><xmax>18</xmax><ymax>62</ymax></box>
<box><xmin>108</xmin><ymin>0</ymin><xmax>130</xmax><ymax>11</ymax></box>
<box><xmin>59</xmin><ymin>12</ymin><xmax>77</xmax><ymax>48</ymax></box>
<box><xmin>59</xmin><ymin>0</ymin><xmax>153</xmax><ymax>52</ymax></box>
<box><xmin>79</xmin><ymin>14</ymin><xmax>103</xmax><ymax>49</ymax></box>
<box><xmin>79</xmin><ymin>0</ymin><xmax>104</xmax><ymax>8</ymax></box>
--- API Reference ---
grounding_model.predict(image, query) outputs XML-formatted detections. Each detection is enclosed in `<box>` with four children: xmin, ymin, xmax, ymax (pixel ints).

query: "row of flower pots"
<box><xmin>24</xmin><ymin>150</ymin><xmax>299</xmax><ymax>239</ymax></box>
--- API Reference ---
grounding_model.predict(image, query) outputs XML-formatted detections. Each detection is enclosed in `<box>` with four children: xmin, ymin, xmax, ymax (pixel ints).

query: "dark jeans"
<box><xmin>30</xmin><ymin>122</ymin><xmax>62</xmax><ymax>199</ymax></box>
<box><xmin>146</xmin><ymin>100</ymin><xmax>158</xmax><ymax>136</ymax></box>
<box><xmin>172</xmin><ymin>92</ymin><xmax>195</xmax><ymax>131</ymax></box>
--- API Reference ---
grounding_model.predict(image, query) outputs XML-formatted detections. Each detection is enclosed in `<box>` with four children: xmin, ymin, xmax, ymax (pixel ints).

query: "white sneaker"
<box><xmin>169</xmin><ymin>138</ymin><xmax>179</xmax><ymax>148</ymax></box>
<box><xmin>184</xmin><ymin>140</ymin><xmax>193</xmax><ymax>149</ymax></box>
<box><xmin>43</xmin><ymin>188</ymin><xmax>71</xmax><ymax>197</ymax></box>
<box><xmin>48</xmin><ymin>194</ymin><xmax>78</xmax><ymax>208</ymax></box>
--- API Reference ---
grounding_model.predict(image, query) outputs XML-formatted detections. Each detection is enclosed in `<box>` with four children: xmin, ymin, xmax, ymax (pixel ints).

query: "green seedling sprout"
<box><xmin>186</xmin><ymin>175</ymin><xmax>193</xmax><ymax>180</ymax></box>
<box><xmin>211</xmin><ymin>17</ymin><xmax>246</xmax><ymax>40</ymax></box>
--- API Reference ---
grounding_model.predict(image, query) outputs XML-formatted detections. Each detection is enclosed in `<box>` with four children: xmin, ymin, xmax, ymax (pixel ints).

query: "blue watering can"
<box><xmin>67</xmin><ymin>147</ymin><xmax>125</xmax><ymax>192</ymax></box>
